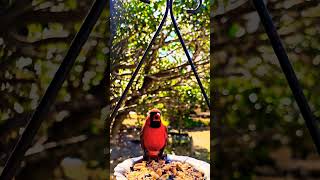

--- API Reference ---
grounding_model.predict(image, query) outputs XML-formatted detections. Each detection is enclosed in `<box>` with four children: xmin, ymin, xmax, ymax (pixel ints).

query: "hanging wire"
<box><xmin>252</xmin><ymin>0</ymin><xmax>320</xmax><ymax>154</ymax></box>
<box><xmin>169</xmin><ymin>0</ymin><xmax>210</xmax><ymax>108</ymax></box>
<box><xmin>0</xmin><ymin>1</ymin><xmax>107</xmax><ymax>179</ymax></box>
<box><xmin>109</xmin><ymin>0</ymin><xmax>210</xmax><ymax>125</ymax></box>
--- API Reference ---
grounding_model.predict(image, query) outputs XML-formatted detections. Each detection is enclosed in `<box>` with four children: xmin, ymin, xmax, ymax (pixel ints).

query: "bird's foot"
<box><xmin>155</xmin><ymin>153</ymin><xmax>168</xmax><ymax>162</ymax></box>
<box><xmin>161</xmin><ymin>154</ymin><xmax>171</xmax><ymax>163</ymax></box>
<box><xmin>160</xmin><ymin>153</ymin><xmax>167</xmax><ymax>160</ymax></box>
<box><xmin>142</xmin><ymin>155</ymin><xmax>150</xmax><ymax>162</ymax></box>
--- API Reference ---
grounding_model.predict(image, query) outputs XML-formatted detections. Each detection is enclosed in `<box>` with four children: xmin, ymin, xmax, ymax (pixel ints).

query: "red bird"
<box><xmin>140</xmin><ymin>108</ymin><xmax>168</xmax><ymax>160</ymax></box>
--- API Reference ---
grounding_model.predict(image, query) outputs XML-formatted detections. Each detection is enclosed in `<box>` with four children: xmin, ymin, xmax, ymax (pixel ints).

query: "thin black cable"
<box><xmin>169</xmin><ymin>0</ymin><xmax>210</xmax><ymax>109</ymax></box>
<box><xmin>109</xmin><ymin>0</ymin><xmax>170</xmax><ymax>123</ymax></box>
<box><xmin>252</xmin><ymin>0</ymin><xmax>320</xmax><ymax>154</ymax></box>
<box><xmin>0</xmin><ymin>1</ymin><xmax>107</xmax><ymax>179</ymax></box>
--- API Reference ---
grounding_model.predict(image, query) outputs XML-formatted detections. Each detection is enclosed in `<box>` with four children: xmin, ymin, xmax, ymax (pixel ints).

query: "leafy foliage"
<box><xmin>111</xmin><ymin>0</ymin><xmax>210</xmax><ymax>134</ymax></box>
<box><xmin>212</xmin><ymin>0</ymin><xmax>320</xmax><ymax>179</ymax></box>
<box><xmin>0</xmin><ymin>0</ymin><xmax>108</xmax><ymax>178</ymax></box>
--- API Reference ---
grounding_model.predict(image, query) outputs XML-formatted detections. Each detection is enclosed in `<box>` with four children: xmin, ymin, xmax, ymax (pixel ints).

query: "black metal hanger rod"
<box><xmin>252</xmin><ymin>0</ymin><xmax>320</xmax><ymax>154</ymax></box>
<box><xmin>169</xmin><ymin>0</ymin><xmax>210</xmax><ymax>108</ymax></box>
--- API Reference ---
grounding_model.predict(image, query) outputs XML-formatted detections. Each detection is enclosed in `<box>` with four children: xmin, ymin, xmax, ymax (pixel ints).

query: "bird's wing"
<box><xmin>140</xmin><ymin>124</ymin><xmax>149</xmax><ymax>159</ymax></box>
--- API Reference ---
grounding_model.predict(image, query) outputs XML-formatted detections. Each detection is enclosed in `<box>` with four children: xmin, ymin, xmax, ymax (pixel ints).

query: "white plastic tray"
<box><xmin>114</xmin><ymin>154</ymin><xmax>210</xmax><ymax>179</ymax></box>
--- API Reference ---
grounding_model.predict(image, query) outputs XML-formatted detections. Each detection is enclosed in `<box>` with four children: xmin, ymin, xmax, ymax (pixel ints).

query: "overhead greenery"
<box><xmin>110</xmin><ymin>0</ymin><xmax>210</xmax><ymax>136</ymax></box>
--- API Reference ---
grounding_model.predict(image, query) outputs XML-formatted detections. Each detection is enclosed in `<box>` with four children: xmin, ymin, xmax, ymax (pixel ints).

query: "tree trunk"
<box><xmin>110</xmin><ymin>110</ymin><xmax>130</xmax><ymax>141</ymax></box>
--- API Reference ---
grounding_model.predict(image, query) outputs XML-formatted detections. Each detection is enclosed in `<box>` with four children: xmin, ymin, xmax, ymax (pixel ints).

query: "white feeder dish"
<box><xmin>114</xmin><ymin>154</ymin><xmax>210</xmax><ymax>179</ymax></box>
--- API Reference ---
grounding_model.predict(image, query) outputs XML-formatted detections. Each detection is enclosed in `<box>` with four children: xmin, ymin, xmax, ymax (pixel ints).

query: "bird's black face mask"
<box><xmin>150</xmin><ymin>112</ymin><xmax>161</xmax><ymax>128</ymax></box>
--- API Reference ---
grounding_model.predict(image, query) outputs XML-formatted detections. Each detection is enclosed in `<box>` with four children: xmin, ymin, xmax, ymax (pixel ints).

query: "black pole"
<box><xmin>0</xmin><ymin>1</ymin><xmax>107</xmax><ymax>179</ymax></box>
<box><xmin>252</xmin><ymin>0</ymin><xmax>320</xmax><ymax>154</ymax></box>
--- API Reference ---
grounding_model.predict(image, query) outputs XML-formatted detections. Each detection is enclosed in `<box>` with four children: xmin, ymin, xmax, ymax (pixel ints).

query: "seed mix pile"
<box><xmin>125</xmin><ymin>159</ymin><xmax>205</xmax><ymax>180</ymax></box>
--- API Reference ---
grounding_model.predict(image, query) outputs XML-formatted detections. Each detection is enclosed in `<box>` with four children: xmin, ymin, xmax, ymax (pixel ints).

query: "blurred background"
<box><xmin>0</xmin><ymin>0</ymin><xmax>108</xmax><ymax>179</ymax></box>
<box><xmin>212</xmin><ymin>0</ymin><xmax>320</xmax><ymax>179</ymax></box>
<box><xmin>109</xmin><ymin>0</ymin><xmax>210</xmax><ymax>177</ymax></box>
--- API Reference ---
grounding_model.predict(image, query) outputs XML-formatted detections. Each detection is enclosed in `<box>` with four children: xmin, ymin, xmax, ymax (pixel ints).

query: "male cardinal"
<box><xmin>140</xmin><ymin>108</ymin><xmax>168</xmax><ymax>160</ymax></box>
